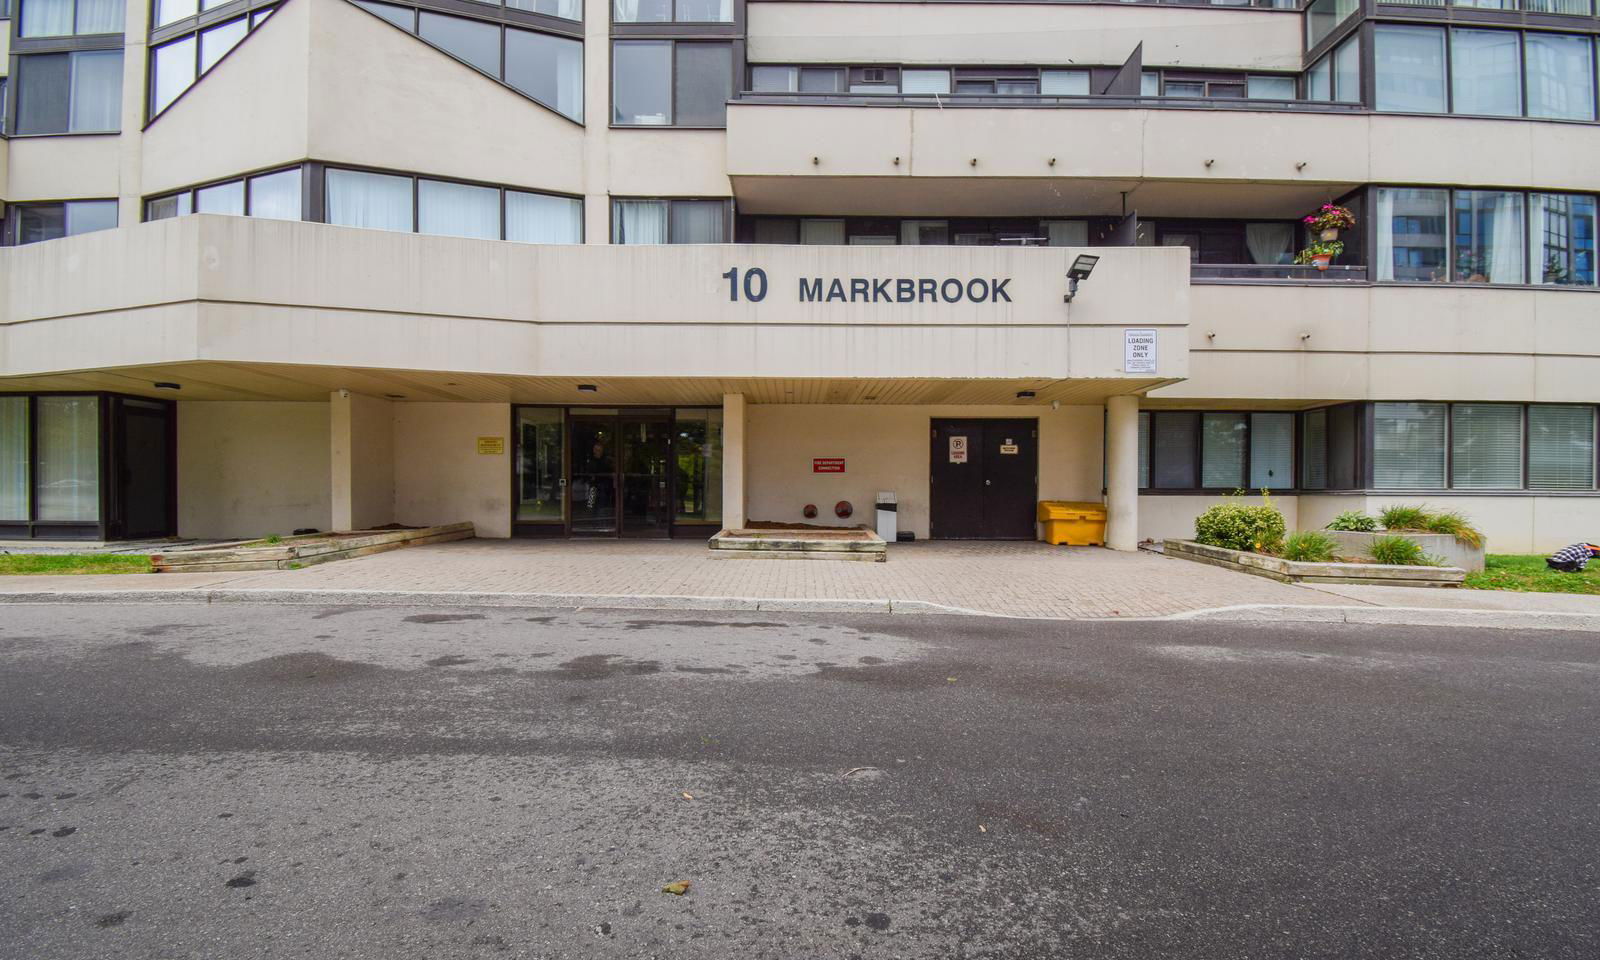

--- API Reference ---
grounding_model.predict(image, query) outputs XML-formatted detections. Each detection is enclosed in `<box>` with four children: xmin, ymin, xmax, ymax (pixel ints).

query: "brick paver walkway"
<box><xmin>167</xmin><ymin>539</ymin><xmax>1347</xmax><ymax>619</ymax></box>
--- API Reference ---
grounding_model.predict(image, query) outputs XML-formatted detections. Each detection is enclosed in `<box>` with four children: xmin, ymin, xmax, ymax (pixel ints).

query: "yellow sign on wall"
<box><xmin>477</xmin><ymin>436</ymin><xmax>505</xmax><ymax>455</ymax></box>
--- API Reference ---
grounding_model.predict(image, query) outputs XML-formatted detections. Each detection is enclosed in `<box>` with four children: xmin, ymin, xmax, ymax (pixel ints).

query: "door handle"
<box><xmin>985</xmin><ymin>479</ymin><xmax>991</xmax><ymax>486</ymax></box>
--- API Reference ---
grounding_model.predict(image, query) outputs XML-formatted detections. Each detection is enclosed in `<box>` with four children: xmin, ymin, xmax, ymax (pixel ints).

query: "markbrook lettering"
<box><xmin>798</xmin><ymin>277</ymin><xmax>1012</xmax><ymax>304</ymax></box>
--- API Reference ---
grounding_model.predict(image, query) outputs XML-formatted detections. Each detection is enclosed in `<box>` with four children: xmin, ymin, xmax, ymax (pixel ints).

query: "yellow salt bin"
<box><xmin>1037</xmin><ymin>500</ymin><xmax>1107</xmax><ymax>547</ymax></box>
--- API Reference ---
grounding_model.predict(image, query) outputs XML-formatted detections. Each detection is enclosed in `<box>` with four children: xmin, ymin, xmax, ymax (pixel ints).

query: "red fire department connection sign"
<box><xmin>812</xmin><ymin>458</ymin><xmax>846</xmax><ymax>473</ymax></box>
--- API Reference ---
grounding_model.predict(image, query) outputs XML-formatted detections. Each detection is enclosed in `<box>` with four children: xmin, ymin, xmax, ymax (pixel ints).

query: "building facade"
<box><xmin>0</xmin><ymin>0</ymin><xmax>1596</xmax><ymax>551</ymax></box>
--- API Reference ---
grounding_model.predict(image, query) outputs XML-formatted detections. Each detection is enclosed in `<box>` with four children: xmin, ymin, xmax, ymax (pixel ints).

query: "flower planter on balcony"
<box><xmin>1319</xmin><ymin>228</ymin><xmax>1339</xmax><ymax>242</ymax></box>
<box><xmin>1311</xmin><ymin>254</ymin><xmax>1333</xmax><ymax>270</ymax></box>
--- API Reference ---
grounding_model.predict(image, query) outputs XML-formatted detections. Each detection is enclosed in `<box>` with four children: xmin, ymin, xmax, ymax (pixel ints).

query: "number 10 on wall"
<box><xmin>722</xmin><ymin>268</ymin><xmax>768</xmax><ymax>302</ymax></box>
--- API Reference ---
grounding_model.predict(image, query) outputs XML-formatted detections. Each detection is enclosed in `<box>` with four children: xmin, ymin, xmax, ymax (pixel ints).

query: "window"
<box><xmin>1525</xmin><ymin>33</ymin><xmax>1595</xmax><ymax>121</ymax></box>
<box><xmin>674</xmin><ymin>408</ymin><xmax>723</xmax><ymax>523</ymax></box>
<box><xmin>1301</xmin><ymin>409</ymin><xmax>1328</xmax><ymax>489</ymax></box>
<box><xmin>613</xmin><ymin>198</ymin><xmax>727</xmax><ymax>244</ymax></box>
<box><xmin>1375</xmin><ymin>25</ymin><xmax>1446</xmax><ymax>113</ymax></box>
<box><xmin>19</xmin><ymin>0</ymin><xmax>122</xmax><ymax>35</ymax></box>
<box><xmin>1152</xmin><ymin>412</ymin><xmax>1199</xmax><ymax>489</ymax></box>
<box><xmin>614</xmin><ymin>0</ymin><xmax>731</xmax><ymax>22</ymax></box>
<box><xmin>327</xmin><ymin>169</ymin><xmax>414</xmax><ymax>233</ymax></box>
<box><xmin>1307</xmin><ymin>58</ymin><xmax>1331</xmax><ymax>101</ymax></box>
<box><xmin>13</xmin><ymin>200</ymin><xmax>117</xmax><ymax>244</ymax></box>
<box><xmin>1528</xmin><ymin>406</ymin><xmax>1595</xmax><ymax>490</ymax></box>
<box><xmin>1250</xmin><ymin>413</ymin><xmax>1294</xmax><ymax>489</ymax></box>
<box><xmin>1452</xmin><ymin>404</ymin><xmax>1523</xmax><ymax>488</ymax></box>
<box><xmin>0</xmin><ymin>398</ymin><xmax>28</xmax><ymax>522</ymax></box>
<box><xmin>14</xmin><ymin>51</ymin><xmax>123</xmax><ymax>134</ymax></box>
<box><xmin>900</xmin><ymin>221</ymin><xmax>949</xmax><ymax>245</ymax></box>
<box><xmin>1452</xmin><ymin>30</ymin><xmax>1522</xmax><ymax>118</ymax></box>
<box><xmin>749</xmin><ymin>65</ymin><xmax>844</xmax><ymax>94</ymax></box>
<box><xmin>1201</xmin><ymin>413</ymin><xmax>1247</xmax><ymax>489</ymax></box>
<box><xmin>354</xmin><ymin>3</ymin><xmax>584</xmax><ymax>122</ymax></box>
<box><xmin>612</xmin><ymin>41</ymin><xmax>733</xmax><ymax>126</ymax></box>
<box><xmin>1041</xmin><ymin>70</ymin><xmax>1089</xmax><ymax>96</ymax></box>
<box><xmin>1373</xmin><ymin>402</ymin><xmax>1447</xmax><ymax>489</ymax></box>
<box><xmin>148</xmin><ymin>11</ymin><xmax>279</xmax><ymax>120</ymax></box>
<box><xmin>147</xmin><ymin>167</ymin><xmax>304</xmax><ymax>222</ymax></box>
<box><xmin>1305</xmin><ymin>0</ymin><xmax>1357</xmax><ymax>50</ymax></box>
<box><xmin>800</xmin><ymin>219</ymin><xmax>844</xmax><ymax>245</ymax></box>
<box><xmin>1140</xmin><ymin>72</ymin><xmax>1159</xmax><ymax>97</ymax></box>
<box><xmin>506</xmin><ymin>0</ymin><xmax>579</xmax><ymax>18</ymax></box>
<box><xmin>1454</xmin><ymin>191</ymin><xmax>1525</xmax><ymax>283</ymax></box>
<box><xmin>1137</xmin><ymin>412</ymin><xmax>1151</xmax><ymax>489</ymax></box>
<box><xmin>324</xmin><ymin>168</ymin><xmax>579</xmax><ymax>242</ymax></box>
<box><xmin>34</xmin><ymin>396</ymin><xmax>100</xmax><ymax>522</ymax></box>
<box><xmin>1374</xmin><ymin>187</ymin><xmax>1450</xmax><ymax>283</ymax></box>
<box><xmin>418</xmin><ymin>179</ymin><xmax>501</xmax><ymax>240</ymax></box>
<box><xmin>1529</xmin><ymin>193</ymin><xmax>1596</xmax><ymax>286</ymax></box>
<box><xmin>1247</xmin><ymin>75</ymin><xmax>1297</xmax><ymax>100</ymax></box>
<box><xmin>1332</xmin><ymin>36</ymin><xmax>1359</xmax><ymax>103</ymax></box>
<box><xmin>506</xmin><ymin>191</ymin><xmax>582</xmax><ymax>243</ymax></box>
<box><xmin>1044</xmin><ymin>220</ymin><xmax>1088</xmax><ymax>247</ymax></box>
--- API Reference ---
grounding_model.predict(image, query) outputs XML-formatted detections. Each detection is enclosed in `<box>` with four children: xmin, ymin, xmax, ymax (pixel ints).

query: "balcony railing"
<box><xmin>1380</xmin><ymin>0</ymin><xmax>1595</xmax><ymax>12</ymax></box>
<box><xmin>732</xmin><ymin>92</ymin><xmax>1368</xmax><ymax>113</ymax></box>
<box><xmin>1191</xmin><ymin>263</ymin><xmax>1370</xmax><ymax>282</ymax></box>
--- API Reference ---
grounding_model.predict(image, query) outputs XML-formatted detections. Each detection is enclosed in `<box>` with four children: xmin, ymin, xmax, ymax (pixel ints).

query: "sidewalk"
<box><xmin>1</xmin><ymin>539</ymin><xmax>1597</xmax><ymax>629</ymax></box>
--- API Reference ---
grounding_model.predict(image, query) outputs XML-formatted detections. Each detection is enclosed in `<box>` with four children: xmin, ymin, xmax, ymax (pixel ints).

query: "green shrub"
<box><xmin>1369</xmin><ymin>535</ymin><xmax>1442</xmax><ymax>567</ymax></box>
<box><xmin>1283</xmin><ymin>531</ymin><xmax>1339</xmax><ymax>563</ymax></box>
<box><xmin>1326</xmin><ymin>510</ymin><xmax>1377</xmax><ymax>532</ymax></box>
<box><xmin>1194</xmin><ymin>492</ymin><xmax>1287</xmax><ymax>555</ymax></box>
<box><xmin>1378</xmin><ymin>504</ymin><xmax>1430</xmax><ymax>531</ymax></box>
<box><xmin>1421</xmin><ymin>510</ymin><xmax>1484</xmax><ymax>549</ymax></box>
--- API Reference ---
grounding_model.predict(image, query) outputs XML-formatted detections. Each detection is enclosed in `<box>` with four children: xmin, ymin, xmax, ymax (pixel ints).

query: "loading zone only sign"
<box><xmin>1124</xmin><ymin>328</ymin><xmax>1158</xmax><ymax>374</ymax></box>
<box><xmin>949</xmin><ymin>436</ymin><xmax>969</xmax><ymax>464</ymax></box>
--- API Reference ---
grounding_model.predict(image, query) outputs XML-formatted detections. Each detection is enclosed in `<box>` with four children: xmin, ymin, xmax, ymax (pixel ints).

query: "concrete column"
<box><xmin>330</xmin><ymin>390</ymin><xmax>396</xmax><ymax>532</ymax></box>
<box><xmin>1105</xmin><ymin>394</ymin><xmax>1140</xmax><ymax>551</ymax></box>
<box><xmin>722</xmin><ymin>393</ymin><xmax>747</xmax><ymax>531</ymax></box>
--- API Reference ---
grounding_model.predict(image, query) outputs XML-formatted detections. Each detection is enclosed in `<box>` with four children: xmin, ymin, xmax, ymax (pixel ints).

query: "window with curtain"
<box><xmin>20</xmin><ymin>0</ymin><xmax>122</xmax><ymax>36</ymax></box>
<box><xmin>1451</xmin><ymin>404</ymin><xmax>1523</xmax><ymax>488</ymax></box>
<box><xmin>0</xmin><ymin>398</ymin><xmax>28</xmax><ymax>522</ymax></box>
<box><xmin>156</xmin><ymin>0</ymin><xmax>197</xmax><ymax>26</ymax></box>
<box><xmin>1201</xmin><ymin>414</ymin><xmax>1247</xmax><ymax>489</ymax></box>
<box><xmin>1454</xmin><ymin>191</ymin><xmax>1525</xmax><ymax>284</ymax></box>
<box><xmin>1452</xmin><ymin>29</ymin><xmax>1522</xmax><ymax>117</ymax></box>
<box><xmin>508</xmin><ymin>0</ymin><xmax>579</xmax><ymax>18</ymax></box>
<box><xmin>1137</xmin><ymin>412</ymin><xmax>1151</xmax><ymax>489</ymax></box>
<box><xmin>15</xmin><ymin>51</ymin><xmax>123</xmax><ymax>134</ymax></box>
<box><xmin>1332</xmin><ymin>35</ymin><xmax>1360</xmax><ymax>103</ymax></box>
<box><xmin>1152</xmin><ymin>412</ymin><xmax>1199</xmax><ymax>489</ymax></box>
<box><xmin>1374</xmin><ymin>187</ymin><xmax>1450</xmax><ymax>283</ymax></box>
<box><xmin>614</xmin><ymin>199</ymin><xmax>669</xmax><ymax>244</ymax></box>
<box><xmin>1247</xmin><ymin>75</ymin><xmax>1297</xmax><ymax>100</ymax></box>
<box><xmin>196</xmin><ymin>180</ymin><xmax>245</xmax><ymax>215</ymax></box>
<box><xmin>800</xmin><ymin>219</ymin><xmax>845</xmax><ymax>245</ymax></box>
<box><xmin>1244</xmin><ymin>223</ymin><xmax>1295</xmax><ymax>265</ymax></box>
<box><xmin>674</xmin><ymin>408</ymin><xmax>723</xmax><ymax>523</ymax></box>
<box><xmin>1042</xmin><ymin>70</ymin><xmax>1090</xmax><ymax>96</ymax></box>
<box><xmin>615</xmin><ymin>0</ymin><xmax>731</xmax><ymax>22</ymax></box>
<box><xmin>199</xmin><ymin>17</ymin><xmax>248</xmax><ymax>73</ymax></box>
<box><xmin>506</xmin><ymin>191</ymin><xmax>581</xmax><ymax>243</ymax></box>
<box><xmin>418</xmin><ymin>179</ymin><xmax>501</xmax><ymax>240</ymax></box>
<box><xmin>1528</xmin><ymin>194</ymin><xmax>1596</xmax><ymax>287</ymax></box>
<box><xmin>1528</xmin><ymin>406</ymin><xmax>1595</xmax><ymax>490</ymax></box>
<box><xmin>249</xmin><ymin>168</ymin><xmax>302</xmax><ymax>221</ymax></box>
<box><xmin>1044</xmin><ymin>221</ymin><xmax>1088</xmax><ymax>247</ymax></box>
<box><xmin>1375</xmin><ymin>25</ymin><xmax>1447</xmax><ymax>113</ymax></box>
<box><xmin>1301</xmin><ymin>409</ymin><xmax>1328</xmax><ymax>489</ymax></box>
<box><xmin>675</xmin><ymin>43</ymin><xmax>733</xmax><ymax>126</ymax></box>
<box><xmin>326</xmin><ymin>169</ymin><xmax>415</xmax><ymax>233</ymax></box>
<box><xmin>1525</xmin><ymin>33</ymin><xmax>1595</xmax><ymax>122</ymax></box>
<box><xmin>1250</xmin><ymin>413</ymin><xmax>1294</xmax><ymax>489</ymax></box>
<box><xmin>902</xmin><ymin>70</ymin><xmax>951</xmax><ymax>95</ymax></box>
<box><xmin>14</xmin><ymin>200</ymin><xmax>116</xmax><ymax>244</ymax></box>
<box><xmin>1307</xmin><ymin>57</ymin><xmax>1331</xmax><ymax>101</ymax></box>
<box><xmin>613</xmin><ymin>41</ymin><xmax>673</xmax><ymax>124</ymax></box>
<box><xmin>34</xmin><ymin>396</ymin><xmax>100</xmax><ymax>522</ymax></box>
<box><xmin>670</xmin><ymin>200</ymin><xmax>726</xmax><ymax>243</ymax></box>
<box><xmin>505</xmin><ymin>28</ymin><xmax>584</xmax><ymax>123</ymax></box>
<box><xmin>901</xmin><ymin>221</ymin><xmax>949</xmax><ymax>245</ymax></box>
<box><xmin>1373</xmin><ymin>402</ymin><xmax>1447</xmax><ymax>489</ymax></box>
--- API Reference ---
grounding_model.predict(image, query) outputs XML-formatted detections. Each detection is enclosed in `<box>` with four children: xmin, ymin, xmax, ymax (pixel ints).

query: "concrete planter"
<box><xmin>1323</xmin><ymin>530</ymin><xmax>1485</xmax><ymax>573</ymax></box>
<box><xmin>151</xmin><ymin>523</ymin><xmax>474</xmax><ymax>573</ymax></box>
<box><xmin>709</xmin><ymin>527</ymin><xmax>887</xmax><ymax>562</ymax></box>
<box><xmin>1165</xmin><ymin>539</ymin><xmax>1465</xmax><ymax>587</ymax></box>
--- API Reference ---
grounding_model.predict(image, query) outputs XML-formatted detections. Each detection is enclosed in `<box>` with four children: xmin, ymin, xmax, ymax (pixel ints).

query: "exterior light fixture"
<box><xmin>577</xmin><ymin>384</ymin><xmax>598</xmax><ymax>392</ymax></box>
<box><xmin>153</xmin><ymin>381</ymin><xmax>181</xmax><ymax>390</ymax></box>
<box><xmin>1063</xmin><ymin>254</ymin><xmax>1099</xmax><ymax>303</ymax></box>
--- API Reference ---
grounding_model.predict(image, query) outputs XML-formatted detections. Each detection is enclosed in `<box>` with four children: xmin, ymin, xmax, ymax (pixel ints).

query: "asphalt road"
<box><xmin>1</xmin><ymin>603</ymin><xmax>1596</xmax><ymax>959</ymax></box>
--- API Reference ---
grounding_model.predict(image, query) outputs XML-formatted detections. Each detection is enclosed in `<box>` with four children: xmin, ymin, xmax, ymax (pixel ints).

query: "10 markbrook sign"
<box><xmin>721</xmin><ymin>268</ymin><xmax>1014</xmax><ymax>304</ymax></box>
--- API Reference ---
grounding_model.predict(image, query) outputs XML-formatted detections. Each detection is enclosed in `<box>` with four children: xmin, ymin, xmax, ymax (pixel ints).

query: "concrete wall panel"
<box><xmin>393</xmin><ymin>402</ymin><xmax>512</xmax><ymax>538</ymax></box>
<box><xmin>177</xmin><ymin>401</ymin><xmax>331</xmax><ymax>538</ymax></box>
<box><xmin>7</xmin><ymin>137</ymin><xmax>123</xmax><ymax>202</ymax></box>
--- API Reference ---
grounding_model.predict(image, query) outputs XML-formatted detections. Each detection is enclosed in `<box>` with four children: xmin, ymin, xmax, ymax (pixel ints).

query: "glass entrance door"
<box><xmin>569</xmin><ymin>416</ymin><xmax>619</xmax><ymax>536</ymax></box>
<box><xmin>620</xmin><ymin>412</ymin><xmax>671</xmax><ymax>538</ymax></box>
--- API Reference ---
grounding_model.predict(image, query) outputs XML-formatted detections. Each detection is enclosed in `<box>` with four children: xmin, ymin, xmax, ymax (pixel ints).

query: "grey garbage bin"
<box><xmin>876</xmin><ymin>491</ymin><xmax>897</xmax><ymax>542</ymax></box>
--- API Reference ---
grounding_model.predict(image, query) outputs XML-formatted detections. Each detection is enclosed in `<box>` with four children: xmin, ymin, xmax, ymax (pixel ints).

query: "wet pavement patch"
<box><xmin>51</xmin><ymin>826</ymin><xmax>76</xmax><ymax>837</ymax></box>
<box><xmin>234</xmin><ymin>652</ymin><xmax>381</xmax><ymax>683</ymax></box>
<box><xmin>424</xmin><ymin>655</ymin><xmax>476</xmax><ymax>668</ymax></box>
<box><xmin>623</xmin><ymin>620</ymin><xmax>787</xmax><ymax>630</ymax></box>
<box><xmin>95</xmin><ymin>911</ymin><xmax>132</xmax><ymax>928</ymax></box>
<box><xmin>224</xmin><ymin>871</ymin><xmax>257</xmax><ymax>888</ymax></box>
<box><xmin>402</xmin><ymin>614</ymin><xmax>487</xmax><ymax>625</ymax></box>
<box><xmin>543</xmin><ymin>654</ymin><xmax>663</xmax><ymax>680</ymax></box>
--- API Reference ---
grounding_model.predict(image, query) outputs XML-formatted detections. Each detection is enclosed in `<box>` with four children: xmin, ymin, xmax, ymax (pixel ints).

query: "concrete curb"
<box><xmin>0</xmin><ymin>589</ymin><xmax>1595</xmax><ymax>631</ymax></box>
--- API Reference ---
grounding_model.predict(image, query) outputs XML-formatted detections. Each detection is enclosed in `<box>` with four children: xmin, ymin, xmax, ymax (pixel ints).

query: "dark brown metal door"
<box><xmin>930</xmin><ymin>418</ymin><xmax>1037</xmax><ymax>540</ymax></box>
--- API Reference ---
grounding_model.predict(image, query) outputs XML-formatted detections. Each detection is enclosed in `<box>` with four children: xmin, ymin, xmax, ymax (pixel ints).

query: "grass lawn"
<box><xmin>1465</xmin><ymin>554</ymin><xmax>1600</xmax><ymax>595</ymax></box>
<box><xmin>0</xmin><ymin>554</ymin><xmax>154</xmax><ymax>576</ymax></box>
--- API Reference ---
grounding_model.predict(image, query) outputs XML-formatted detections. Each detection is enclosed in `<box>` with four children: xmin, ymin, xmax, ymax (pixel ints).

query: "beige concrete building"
<box><xmin>0</xmin><ymin>0</ymin><xmax>1596</xmax><ymax>552</ymax></box>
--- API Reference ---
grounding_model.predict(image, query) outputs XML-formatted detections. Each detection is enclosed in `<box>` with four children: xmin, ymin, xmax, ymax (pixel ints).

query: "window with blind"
<box><xmin>1528</xmin><ymin>405</ymin><xmax>1595</xmax><ymax>491</ymax></box>
<box><xmin>1201</xmin><ymin>414</ymin><xmax>1246</xmax><ymax>489</ymax></box>
<box><xmin>1451</xmin><ymin>404</ymin><xmax>1523</xmax><ymax>489</ymax></box>
<box><xmin>1251</xmin><ymin>413</ymin><xmax>1294</xmax><ymax>489</ymax></box>
<box><xmin>1373</xmin><ymin>402</ymin><xmax>1447</xmax><ymax>489</ymax></box>
<box><xmin>1301</xmin><ymin>409</ymin><xmax>1328</xmax><ymax>489</ymax></box>
<box><xmin>1152</xmin><ymin>412</ymin><xmax>1198</xmax><ymax>489</ymax></box>
<box><xmin>1137</xmin><ymin>412</ymin><xmax>1150</xmax><ymax>490</ymax></box>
